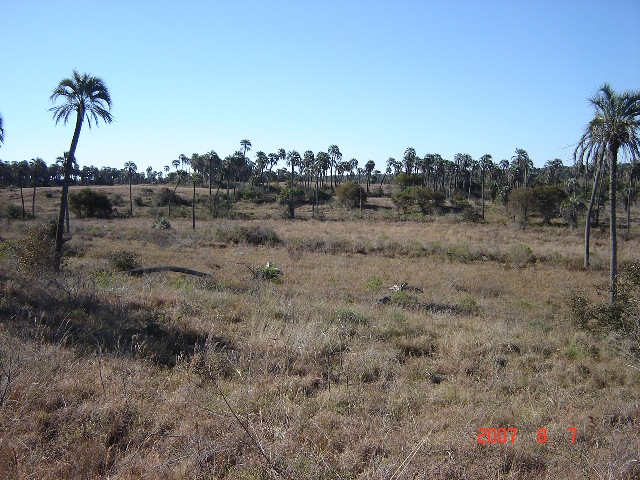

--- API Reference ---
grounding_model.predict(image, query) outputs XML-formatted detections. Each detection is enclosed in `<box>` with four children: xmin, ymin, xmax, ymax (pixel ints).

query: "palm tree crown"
<box><xmin>50</xmin><ymin>70</ymin><xmax>113</xmax><ymax>129</ymax></box>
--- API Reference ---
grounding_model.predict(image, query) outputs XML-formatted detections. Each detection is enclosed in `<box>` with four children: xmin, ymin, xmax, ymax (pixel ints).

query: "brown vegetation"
<box><xmin>0</xmin><ymin>185</ymin><xmax>639</xmax><ymax>478</ymax></box>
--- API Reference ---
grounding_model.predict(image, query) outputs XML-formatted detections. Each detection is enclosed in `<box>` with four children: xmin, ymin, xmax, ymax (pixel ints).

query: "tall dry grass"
<box><xmin>0</xmin><ymin>185</ymin><xmax>639</xmax><ymax>478</ymax></box>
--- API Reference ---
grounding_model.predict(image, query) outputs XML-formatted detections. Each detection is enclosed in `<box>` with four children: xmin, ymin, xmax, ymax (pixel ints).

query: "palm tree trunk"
<box><xmin>54</xmin><ymin>111</ymin><xmax>83</xmax><ymax>271</ymax></box>
<box><xmin>481</xmin><ymin>169</ymin><xmax>485</xmax><ymax>220</ymax></box>
<box><xmin>609</xmin><ymin>149</ymin><xmax>618</xmax><ymax>304</ymax></box>
<box><xmin>32</xmin><ymin>184</ymin><xmax>36</xmax><ymax>218</ymax></box>
<box><xmin>289</xmin><ymin>163</ymin><xmax>295</xmax><ymax>219</ymax></box>
<box><xmin>192</xmin><ymin>179</ymin><xmax>196</xmax><ymax>230</ymax></box>
<box><xmin>584</xmin><ymin>160</ymin><xmax>603</xmax><ymax>268</ymax></box>
<box><xmin>20</xmin><ymin>181</ymin><xmax>25</xmax><ymax>220</ymax></box>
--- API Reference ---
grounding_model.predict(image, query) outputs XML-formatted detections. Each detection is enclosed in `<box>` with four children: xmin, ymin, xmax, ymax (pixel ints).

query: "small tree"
<box><xmin>336</xmin><ymin>181</ymin><xmax>367</xmax><ymax>209</ymax></box>
<box><xmin>507</xmin><ymin>187</ymin><xmax>534</xmax><ymax>225</ymax></box>
<box><xmin>531</xmin><ymin>186</ymin><xmax>567</xmax><ymax>223</ymax></box>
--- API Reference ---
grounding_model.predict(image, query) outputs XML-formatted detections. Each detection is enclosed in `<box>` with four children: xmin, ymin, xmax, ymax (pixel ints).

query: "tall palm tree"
<box><xmin>267</xmin><ymin>152</ymin><xmax>279</xmax><ymax>190</ymax></box>
<box><xmin>315</xmin><ymin>151</ymin><xmax>330</xmax><ymax>188</ymax></box>
<box><xmin>255</xmin><ymin>151</ymin><xmax>268</xmax><ymax>189</ymax></box>
<box><xmin>328</xmin><ymin>145</ymin><xmax>341</xmax><ymax>189</ymax></box>
<box><xmin>124</xmin><ymin>161</ymin><xmax>137</xmax><ymax>215</ymax></box>
<box><xmin>512</xmin><ymin>148</ymin><xmax>532</xmax><ymax>188</ymax></box>
<box><xmin>365</xmin><ymin>160</ymin><xmax>376</xmax><ymax>193</ymax></box>
<box><xmin>575</xmin><ymin>83</ymin><xmax>640</xmax><ymax>303</ymax></box>
<box><xmin>286</xmin><ymin>150</ymin><xmax>301</xmax><ymax>218</ymax></box>
<box><xmin>479</xmin><ymin>154</ymin><xmax>493</xmax><ymax>219</ymax></box>
<box><xmin>12</xmin><ymin>160</ymin><xmax>30</xmax><ymax>219</ymax></box>
<box><xmin>403</xmin><ymin>147</ymin><xmax>417</xmax><ymax>175</ymax></box>
<box><xmin>30</xmin><ymin>157</ymin><xmax>46</xmax><ymax>218</ymax></box>
<box><xmin>50</xmin><ymin>70</ymin><xmax>113</xmax><ymax>270</ymax></box>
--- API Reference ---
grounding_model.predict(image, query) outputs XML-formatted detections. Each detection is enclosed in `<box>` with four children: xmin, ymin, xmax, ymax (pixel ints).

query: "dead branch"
<box><xmin>125</xmin><ymin>266</ymin><xmax>213</xmax><ymax>278</ymax></box>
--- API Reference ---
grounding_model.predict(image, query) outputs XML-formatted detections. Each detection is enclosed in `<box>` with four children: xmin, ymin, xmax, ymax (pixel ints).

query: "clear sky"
<box><xmin>1</xmin><ymin>0</ymin><xmax>639</xmax><ymax>173</ymax></box>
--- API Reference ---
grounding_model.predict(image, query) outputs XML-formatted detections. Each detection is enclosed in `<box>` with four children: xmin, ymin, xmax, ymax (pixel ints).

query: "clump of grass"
<box><xmin>459</xmin><ymin>295</ymin><xmax>480</xmax><ymax>315</ymax></box>
<box><xmin>254</xmin><ymin>262</ymin><xmax>283</xmax><ymax>282</ymax></box>
<box><xmin>153</xmin><ymin>216</ymin><xmax>171</xmax><ymax>229</ymax></box>
<box><xmin>215</xmin><ymin>225</ymin><xmax>281</xmax><ymax>246</ymax></box>
<box><xmin>333</xmin><ymin>307</ymin><xmax>368</xmax><ymax>326</ymax></box>
<box><xmin>509</xmin><ymin>244</ymin><xmax>536</xmax><ymax>266</ymax></box>
<box><xmin>363</xmin><ymin>276</ymin><xmax>383</xmax><ymax>290</ymax></box>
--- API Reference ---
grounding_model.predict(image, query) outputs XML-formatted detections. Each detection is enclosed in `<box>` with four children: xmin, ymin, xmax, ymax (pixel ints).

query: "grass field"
<box><xmin>0</xmin><ymin>184</ymin><xmax>639</xmax><ymax>479</ymax></box>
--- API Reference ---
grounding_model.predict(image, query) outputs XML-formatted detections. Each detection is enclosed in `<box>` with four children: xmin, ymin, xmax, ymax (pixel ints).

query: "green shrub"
<box><xmin>414</xmin><ymin>187</ymin><xmax>446</xmax><ymax>214</ymax></box>
<box><xmin>107</xmin><ymin>250</ymin><xmax>141</xmax><ymax>272</ymax></box>
<box><xmin>335</xmin><ymin>182</ymin><xmax>367</xmax><ymax>209</ymax></box>
<box><xmin>4</xmin><ymin>204</ymin><xmax>23</xmax><ymax>219</ymax></box>
<box><xmin>507</xmin><ymin>187</ymin><xmax>534</xmax><ymax>224</ymax></box>
<box><xmin>276</xmin><ymin>186</ymin><xmax>306</xmax><ymax>206</ymax></box>
<box><xmin>560</xmin><ymin>198</ymin><xmax>586</xmax><ymax>229</ymax></box>
<box><xmin>155</xmin><ymin>187</ymin><xmax>185</xmax><ymax>207</ymax></box>
<box><xmin>215</xmin><ymin>225</ymin><xmax>281</xmax><ymax>246</ymax></box>
<box><xmin>531</xmin><ymin>186</ymin><xmax>568</xmax><ymax>223</ymax></box>
<box><xmin>239</xmin><ymin>189</ymin><xmax>275</xmax><ymax>204</ymax></box>
<box><xmin>68</xmin><ymin>188</ymin><xmax>113</xmax><ymax>218</ymax></box>
<box><xmin>569</xmin><ymin>261</ymin><xmax>640</xmax><ymax>338</ymax></box>
<box><xmin>391</xmin><ymin>189</ymin><xmax>415</xmax><ymax>214</ymax></box>
<box><xmin>17</xmin><ymin>219</ymin><xmax>57</xmax><ymax>273</ymax></box>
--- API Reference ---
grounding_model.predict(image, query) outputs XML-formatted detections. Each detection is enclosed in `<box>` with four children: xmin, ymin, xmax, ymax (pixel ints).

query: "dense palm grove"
<box><xmin>1</xmin><ymin>143</ymin><xmax>638</xmax><ymax>215</ymax></box>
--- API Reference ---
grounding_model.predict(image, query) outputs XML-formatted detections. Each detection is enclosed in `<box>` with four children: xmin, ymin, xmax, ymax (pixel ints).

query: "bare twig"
<box><xmin>206</xmin><ymin>368</ymin><xmax>289</xmax><ymax>478</ymax></box>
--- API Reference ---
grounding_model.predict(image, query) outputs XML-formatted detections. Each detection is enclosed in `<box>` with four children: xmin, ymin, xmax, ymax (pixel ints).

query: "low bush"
<box><xmin>215</xmin><ymin>225</ymin><xmax>281</xmax><ymax>246</ymax></box>
<box><xmin>4</xmin><ymin>204</ymin><xmax>23</xmax><ymax>219</ymax></box>
<box><xmin>155</xmin><ymin>187</ymin><xmax>186</xmax><ymax>207</ymax></box>
<box><xmin>570</xmin><ymin>261</ymin><xmax>640</xmax><ymax>340</ymax></box>
<box><xmin>17</xmin><ymin>219</ymin><xmax>57</xmax><ymax>273</ymax></box>
<box><xmin>68</xmin><ymin>188</ymin><xmax>113</xmax><ymax>218</ymax></box>
<box><xmin>107</xmin><ymin>250</ymin><xmax>141</xmax><ymax>272</ymax></box>
<box><xmin>335</xmin><ymin>182</ymin><xmax>367</xmax><ymax>209</ymax></box>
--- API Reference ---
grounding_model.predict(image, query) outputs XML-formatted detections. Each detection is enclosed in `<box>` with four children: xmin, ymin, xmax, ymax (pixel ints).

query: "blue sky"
<box><xmin>1</xmin><ymin>0</ymin><xmax>639</xmax><ymax>173</ymax></box>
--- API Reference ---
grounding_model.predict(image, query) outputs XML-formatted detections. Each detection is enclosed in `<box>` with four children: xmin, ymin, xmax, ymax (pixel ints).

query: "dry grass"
<box><xmin>0</xmin><ymin>185</ymin><xmax>639</xmax><ymax>478</ymax></box>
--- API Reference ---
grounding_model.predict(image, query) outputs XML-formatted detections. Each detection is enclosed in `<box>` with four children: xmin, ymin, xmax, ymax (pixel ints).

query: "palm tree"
<box><xmin>12</xmin><ymin>160</ymin><xmax>30</xmax><ymax>219</ymax></box>
<box><xmin>365</xmin><ymin>160</ymin><xmax>376</xmax><ymax>193</ymax></box>
<box><xmin>30</xmin><ymin>157</ymin><xmax>46</xmax><ymax>218</ymax></box>
<box><xmin>403</xmin><ymin>147</ymin><xmax>417</xmax><ymax>175</ymax></box>
<box><xmin>124</xmin><ymin>161</ymin><xmax>137</xmax><ymax>215</ymax></box>
<box><xmin>479</xmin><ymin>154</ymin><xmax>493</xmax><ymax>219</ymax></box>
<box><xmin>49</xmin><ymin>70</ymin><xmax>113</xmax><ymax>270</ymax></box>
<box><xmin>575</xmin><ymin>83</ymin><xmax>640</xmax><ymax>303</ymax></box>
<box><xmin>267</xmin><ymin>152</ymin><xmax>279</xmax><ymax>190</ymax></box>
<box><xmin>286</xmin><ymin>150</ymin><xmax>301</xmax><ymax>218</ymax></box>
<box><xmin>512</xmin><ymin>148</ymin><xmax>532</xmax><ymax>188</ymax></box>
<box><xmin>255</xmin><ymin>151</ymin><xmax>268</xmax><ymax>189</ymax></box>
<box><xmin>328</xmin><ymin>145</ymin><xmax>342</xmax><ymax>189</ymax></box>
<box><xmin>240</xmin><ymin>139</ymin><xmax>252</xmax><ymax>162</ymax></box>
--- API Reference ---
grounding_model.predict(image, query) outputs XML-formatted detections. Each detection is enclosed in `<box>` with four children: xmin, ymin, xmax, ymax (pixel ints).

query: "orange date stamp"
<box><xmin>477</xmin><ymin>427</ymin><xmax>577</xmax><ymax>445</ymax></box>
